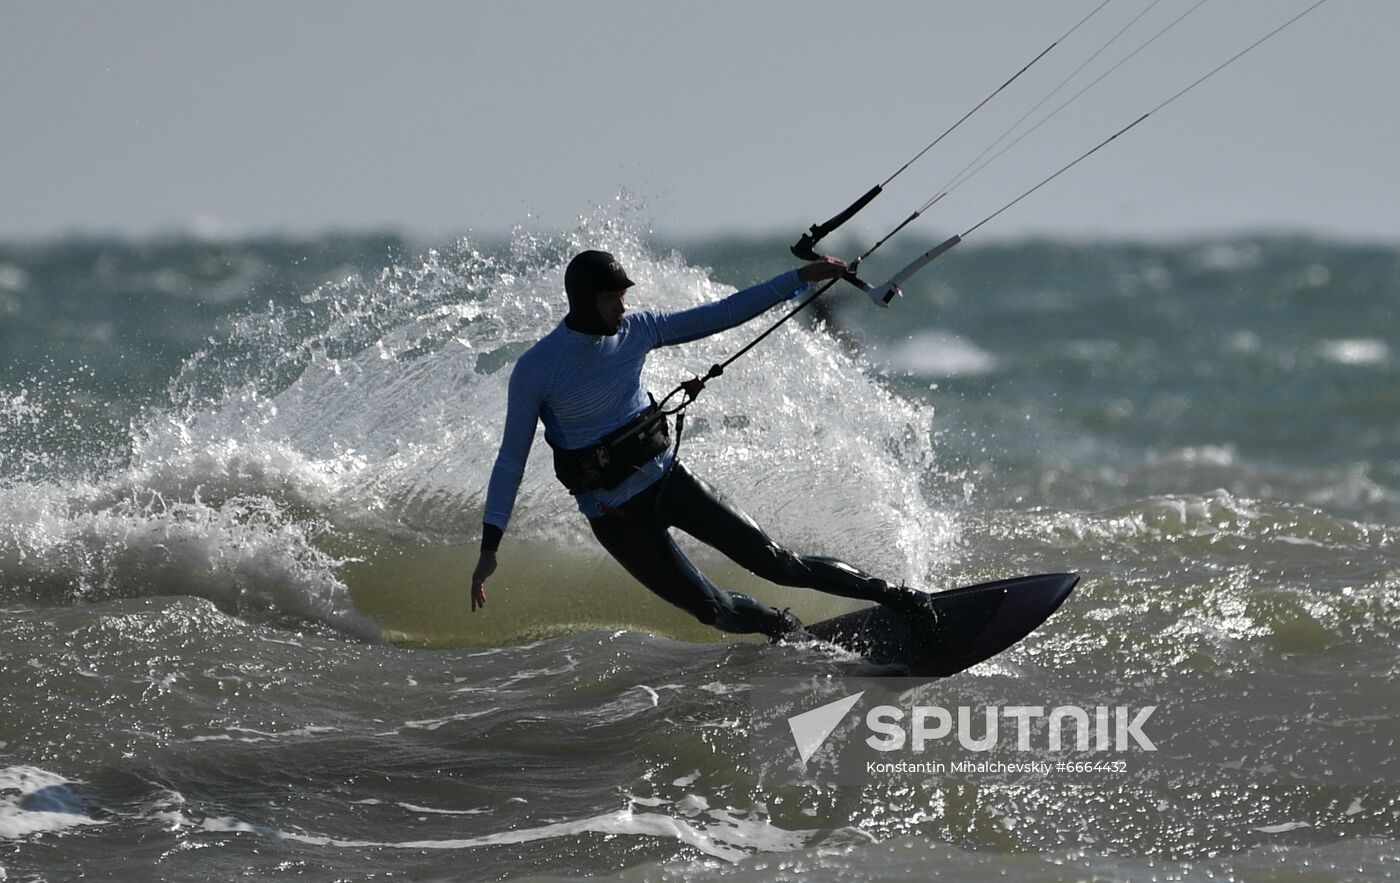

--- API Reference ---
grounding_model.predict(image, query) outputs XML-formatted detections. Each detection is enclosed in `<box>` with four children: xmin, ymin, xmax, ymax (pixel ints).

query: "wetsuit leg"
<box><xmin>588</xmin><ymin>509</ymin><xmax>787</xmax><ymax>636</ymax></box>
<box><xmin>658</xmin><ymin>463</ymin><xmax>897</xmax><ymax>605</ymax></box>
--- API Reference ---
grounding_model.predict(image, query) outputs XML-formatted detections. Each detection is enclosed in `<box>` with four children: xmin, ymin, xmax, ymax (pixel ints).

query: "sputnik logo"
<box><xmin>786</xmin><ymin>691</ymin><xmax>864</xmax><ymax>764</ymax></box>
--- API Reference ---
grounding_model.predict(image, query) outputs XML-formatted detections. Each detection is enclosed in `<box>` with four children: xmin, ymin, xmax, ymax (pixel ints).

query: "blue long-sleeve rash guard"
<box><xmin>482</xmin><ymin>269</ymin><xmax>807</xmax><ymax>541</ymax></box>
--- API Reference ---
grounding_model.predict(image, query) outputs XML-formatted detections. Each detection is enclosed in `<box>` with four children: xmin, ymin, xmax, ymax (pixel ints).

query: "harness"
<box><xmin>548</xmin><ymin>398</ymin><xmax>672</xmax><ymax>494</ymax></box>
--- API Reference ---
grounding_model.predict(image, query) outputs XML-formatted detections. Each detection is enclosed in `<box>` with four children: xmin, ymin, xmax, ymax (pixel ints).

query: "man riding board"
<box><xmin>470</xmin><ymin>250</ymin><xmax>928</xmax><ymax>639</ymax></box>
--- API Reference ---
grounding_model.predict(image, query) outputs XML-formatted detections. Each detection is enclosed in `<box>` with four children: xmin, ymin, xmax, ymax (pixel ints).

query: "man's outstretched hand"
<box><xmin>797</xmin><ymin>256</ymin><xmax>849</xmax><ymax>284</ymax></box>
<box><xmin>470</xmin><ymin>552</ymin><xmax>496</xmax><ymax>611</ymax></box>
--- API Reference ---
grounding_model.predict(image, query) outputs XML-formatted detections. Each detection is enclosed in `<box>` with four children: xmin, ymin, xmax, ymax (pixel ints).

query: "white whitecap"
<box><xmin>1318</xmin><ymin>338</ymin><xmax>1389</xmax><ymax>366</ymax></box>
<box><xmin>0</xmin><ymin>766</ymin><xmax>104</xmax><ymax>840</ymax></box>
<box><xmin>0</xmin><ymin>264</ymin><xmax>28</xmax><ymax>293</ymax></box>
<box><xmin>880</xmin><ymin>331</ymin><xmax>998</xmax><ymax>378</ymax></box>
<box><xmin>1193</xmin><ymin>243</ymin><xmax>1263</xmax><ymax>271</ymax></box>
<box><xmin>198</xmin><ymin>806</ymin><xmax>807</xmax><ymax>862</ymax></box>
<box><xmin>1253</xmin><ymin>820</ymin><xmax>1313</xmax><ymax>834</ymax></box>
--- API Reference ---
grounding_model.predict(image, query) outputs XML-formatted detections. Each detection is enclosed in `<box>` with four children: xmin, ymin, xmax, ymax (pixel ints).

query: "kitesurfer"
<box><xmin>469</xmin><ymin>249</ymin><xmax>927</xmax><ymax>640</ymax></box>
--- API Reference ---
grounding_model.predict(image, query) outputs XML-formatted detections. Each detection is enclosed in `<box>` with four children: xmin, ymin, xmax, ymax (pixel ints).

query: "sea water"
<box><xmin>1</xmin><ymin>213</ymin><xmax>1396</xmax><ymax>880</ymax></box>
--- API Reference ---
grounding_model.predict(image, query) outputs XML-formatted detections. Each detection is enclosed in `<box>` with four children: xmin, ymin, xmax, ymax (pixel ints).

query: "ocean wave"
<box><xmin>0</xmin><ymin>477</ymin><xmax>378</xmax><ymax>640</ymax></box>
<box><xmin>0</xmin><ymin>766</ymin><xmax>104</xmax><ymax>841</ymax></box>
<box><xmin>950</xmin><ymin>491</ymin><xmax>1400</xmax><ymax>671</ymax></box>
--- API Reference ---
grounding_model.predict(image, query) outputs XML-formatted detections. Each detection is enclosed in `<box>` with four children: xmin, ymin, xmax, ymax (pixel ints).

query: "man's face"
<box><xmin>595</xmin><ymin>289</ymin><xmax>627</xmax><ymax>333</ymax></box>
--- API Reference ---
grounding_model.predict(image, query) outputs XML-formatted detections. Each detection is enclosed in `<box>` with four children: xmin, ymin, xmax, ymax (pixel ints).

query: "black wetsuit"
<box><xmin>588</xmin><ymin>463</ymin><xmax>894</xmax><ymax>635</ymax></box>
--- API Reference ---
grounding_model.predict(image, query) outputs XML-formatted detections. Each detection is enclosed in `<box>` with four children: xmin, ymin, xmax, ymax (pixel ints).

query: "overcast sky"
<box><xmin>3</xmin><ymin>0</ymin><xmax>1397</xmax><ymax>243</ymax></box>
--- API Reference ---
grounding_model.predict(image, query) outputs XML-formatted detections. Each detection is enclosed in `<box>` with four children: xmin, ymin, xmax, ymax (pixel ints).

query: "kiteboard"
<box><xmin>805</xmin><ymin>572</ymin><xmax>1078</xmax><ymax>676</ymax></box>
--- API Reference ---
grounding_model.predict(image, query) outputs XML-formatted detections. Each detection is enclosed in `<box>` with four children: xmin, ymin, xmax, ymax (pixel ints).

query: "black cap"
<box><xmin>564</xmin><ymin>250</ymin><xmax>634</xmax><ymax>300</ymax></box>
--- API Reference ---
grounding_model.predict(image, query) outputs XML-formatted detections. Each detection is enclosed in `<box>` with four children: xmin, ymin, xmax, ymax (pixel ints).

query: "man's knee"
<box><xmin>748</xmin><ymin>542</ymin><xmax>808</xmax><ymax>584</ymax></box>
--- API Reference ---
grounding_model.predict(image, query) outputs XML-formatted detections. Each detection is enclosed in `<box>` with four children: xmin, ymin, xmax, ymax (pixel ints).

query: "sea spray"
<box><xmin>3</xmin><ymin>214</ymin><xmax>951</xmax><ymax>641</ymax></box>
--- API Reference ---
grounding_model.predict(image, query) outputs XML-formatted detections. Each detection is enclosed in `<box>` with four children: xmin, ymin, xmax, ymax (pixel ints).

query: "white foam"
<box><xmin>275</xmin><ymin>807</ymin><xmax>807</xmax><ymax>861</ymax></box>
<box><xmin>1226</xmin><ymin>330</ymin><xmax>1261</xmax><ymax>353</ymax></box>
<box><xmin>0</xmin><ymin>766</ymin><xmax>104</xmax><ymax>840</ymax></box>
<box><xmin>1253</xmin><ymin>821</ymin><xmax>1313</xmax><ymax>834</ymax></box>
<box><xmin>281</xmin><ymin>223</ymin><xmax>946</xmax><ymax>584</ymax></box>
<box><xmin>1193</xmin><ymin>242</ymin><xmax>1263</xmax><ymax>271</ymax></box>
<box><xmin>0</xmin><ymin>477</ymin><xmax>379</xmax><ymax>640</ymax></box>
<box><xmin>394</xmin><ymin>802</ymin><xmax>491</xmax><ymax>816</ymax></box>
<box><xmin>188</xmin><ymin>725</ymin><xmax>338</xmax><ymax>743</ymax></box>
<box><xmin>879</xmin><ymin>330</ymin><xmax>998</xmax><ymax>378</ymax></box>
<box><xmin>0</xmin><ymin>263</ymin><xmax>28</xmax><ymax>293</ymax></box>
<box><xmin>399</xmin><ymin>709</ymin><xmax>494</xmax><ymax>732</ymax></box>
<box><xmin>168</xmin><ymin>785</ymin><xmax>806</xmax><ymax>861</ymax></box>
<box><xmin>1318</xmin><ymin>338</ymin><xmax>1389</xmax><ymax>366</ymax></box>
<box><xmin>1157</xmin><ymin>445</ymin><xmax>1237</xmax><ymax>468</ymax></box>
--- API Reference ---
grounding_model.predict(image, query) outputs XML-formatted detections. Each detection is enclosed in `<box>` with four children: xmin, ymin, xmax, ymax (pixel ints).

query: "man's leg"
<box><xmin>588</xmin><ymin>509</ymin><xmax>795</xmax><ymax>637</ymax></box>
<box><xmin>659</xmin><ymin>463</ymin><xmax>905</xmax><ymax>606</ymax></box>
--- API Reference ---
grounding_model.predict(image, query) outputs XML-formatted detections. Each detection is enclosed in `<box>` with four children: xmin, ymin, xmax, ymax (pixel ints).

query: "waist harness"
<box><xmin>549</xmin><ymin>400</ymin><xmax>671</xmax><ymax>494</ymax></box>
